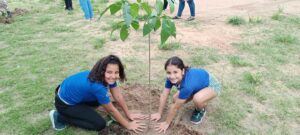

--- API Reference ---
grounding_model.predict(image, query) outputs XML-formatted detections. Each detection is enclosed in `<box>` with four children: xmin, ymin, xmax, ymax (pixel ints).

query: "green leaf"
<box><xmin>155</xmin><ymin>0</ymin><xmax>163</xmax><ymax>16</ymax></box>
<box><xmin>99</xmin><ymin>5</ymin><xmax>110</xmax><ymax>21</ymax></box>
<box><xmin>143</xmin><ymin>23</ymin><xmax>152</xmax><ymax>36</ymax></box>
<box><xmin>163</xmin><ymin>19</ymin><xmax>176</xmax><ymax>37</ymax></box>
<box><xmin>141</xmin><ymin>2</ymin><xmax>152</xmax><ymax>15</ymax></box>
<box><xmin>130</xmin><ymin>3</ymin><xmax>139</xmax><ymax>18</ymax></box>
<box><xmin>151</xmin><ymin>10</ymin><xmax>158</xmax><ymax>17</ymax></box>
<box><xmin>110</xmin><ymin>21</ymin><xmax>124</xmax><ymax>37</ymax></box>
<box><xmin>160</xmin><ymin>18</ymin><xmax>173</xmax><ymax>44</ymax></box>
<box><xmin>120</xmin><ymin>25</ymin><xmax>129</xmax><ymax>41</ymax></box>
<box><xmin>122</xmin><ymin>2</ymin><xmax>132</xmax><ymax>27</ymax></box>
<box><xmin>161</xmin><ymin>28</ymin><xmax>169</xmax><ymax>44</ymax></box>
<box><xmin>131</xmin><ymin>20</ymin><xmax>139</xmax><ymax>30</ymax></box>
<box><xmin>110</xmin><ymin>2</ymin><xmax>122</xmax><ymax>15</ymax></box>
<box><xmin>154</xmin><ymin>18</ymin><xmax>161</xmax><ymax>31</ymax></box>
<box><xmin>167</xmin><ymin>0</ymin><xmax>175</xmax><ymax>13</ymax></box>
<box><xmin>169</xmin><ymin>20</ymin><xmax>176</xmax><ymax>37</ymax></box>
<box><xmin>137</xmin><ymin>0</ymin><xmax>141</xmax><ymax>3</ymax></box>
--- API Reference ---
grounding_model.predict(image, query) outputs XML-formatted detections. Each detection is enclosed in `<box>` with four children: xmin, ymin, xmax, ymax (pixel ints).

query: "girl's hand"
<box><xmin>126</xmin><ymin>120</ymin><xmax>146</xmax><ymax>133</ymax></box>
<box><xmin>150</xmin><ymin>113</ymin><xmax>161</xmax><ymax>122</ymax></box>
<box><xmin>154</xmin><ymin>121</ymin><xmax>170</xmax><ymax>134</ymax></box>
<box><xmin>128</xmin><ymin>113</ymin><xmax>148</xmax><ymax>121</ymax></box>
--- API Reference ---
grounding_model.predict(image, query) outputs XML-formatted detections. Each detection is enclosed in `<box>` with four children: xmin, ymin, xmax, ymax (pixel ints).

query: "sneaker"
<box><xmin>186</xmin><ymin>16</ymin><xmax>195</xmax><ymax>21</ymax></box>
<box><xmin>172</xmin><ymin>16</ymin><xmax>181</xmax><ymax>19</ymax></box>
<box><xmin>67</xmin><ymin>7</ymin><xmax>73</xmax><ymax>11</ymax></box>
<box><xmin>49</xmin><ymin>110</ymin><xmax>66</xmax><ymax>131</ymax></box>
<box><xmin>190</xmin><ymin>108</ymin><xmax>206</xmax><ymax>124</ymax></box>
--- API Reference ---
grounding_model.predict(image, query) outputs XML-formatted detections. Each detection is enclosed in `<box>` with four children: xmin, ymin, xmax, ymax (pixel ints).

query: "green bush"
<box><xmin>158</xmin><ymin>41</ymin><xmax>181</xmax><ymax>50</ymax></box>
<box><xmin>94</xmin><ymin>38</ymin><xmax>106</xmax><ymax>49</ymax></box>
<box><xmin>229</xmin><ymin>56</ymin><xmax>252</xmax><ymax>67</ymax></box>
<box><xmin>227</xmin><ymin>16</ymin><xmax>246</xmax><ymax>26</ymax></box>
<box><xmin>273</xmin><ymin>33</ymin><xmax>297</xmax><ymax>44</ymax></box>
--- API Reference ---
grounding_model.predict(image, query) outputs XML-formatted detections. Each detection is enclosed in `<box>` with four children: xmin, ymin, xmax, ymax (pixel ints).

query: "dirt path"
<box><xmin>161</xmin><ymin>0</ymin><xmax>300</xmax><ymax>54</ymax></box>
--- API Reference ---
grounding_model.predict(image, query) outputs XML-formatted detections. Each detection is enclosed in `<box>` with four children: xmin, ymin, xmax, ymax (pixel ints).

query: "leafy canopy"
<box><xmin>99</xmin><ymin>0</ymin><xmax>176</xmax><ymax>44</ymax></box>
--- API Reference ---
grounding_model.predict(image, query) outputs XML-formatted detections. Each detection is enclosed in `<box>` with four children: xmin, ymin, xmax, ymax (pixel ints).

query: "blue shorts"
<box><xmin>208</xmin><ymin>73</ymin><xmax>221</xmax><ymax>96</ymax></box>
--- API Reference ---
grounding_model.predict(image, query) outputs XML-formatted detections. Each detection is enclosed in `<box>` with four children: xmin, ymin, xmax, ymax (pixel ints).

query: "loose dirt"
<box><xmin>0</xmin><ymin>8</ymin><xmax>28</xmax><ymax>24</ymax></box>
<box><xmin>99</xmin><ymin>84</ymin><xmax>219</xmax><ymax>135</ymax></box>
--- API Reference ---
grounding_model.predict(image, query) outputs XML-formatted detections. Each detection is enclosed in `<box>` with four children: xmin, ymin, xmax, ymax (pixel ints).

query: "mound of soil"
<box><xmin>0</xmin><ymin>8</ymin><xmax>28</xmax><ymax>24</ymax></box>
<box><xmin>0</xmin><ymin>16</ymin><xmax>13</xmax><ymax>24</ymax></box>
<box><xmin>13</xmin><ymin>8</ymin><xmax>29</xmax><ymax>16</ymax></box>
<box><xmin>98</xmin><ymin>84</ymin><xmax>205</xmax><ymax>135</ymax></box>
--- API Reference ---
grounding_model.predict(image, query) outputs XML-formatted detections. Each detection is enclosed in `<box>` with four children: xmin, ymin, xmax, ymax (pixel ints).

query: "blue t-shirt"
<box><xmin>165</xmin><ymin>68</ymin><xmax>209</xmax><ymax>99</ymax></box>
<box><xmin>59</xmin><ymin>70</ymin><xmax>117</xmax><ymax>105</ymax></box>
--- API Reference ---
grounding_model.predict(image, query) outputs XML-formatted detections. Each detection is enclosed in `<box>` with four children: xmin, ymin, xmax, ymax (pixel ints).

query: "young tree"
<box><xmin>99</xmin><ymin>0</ymin><xmax>176</xmax><ymax>45</ymax></box>
<box><xmin>99</xmin><ymin>1</ymin><xmax>177</xmax><ymax>129</ymax></box>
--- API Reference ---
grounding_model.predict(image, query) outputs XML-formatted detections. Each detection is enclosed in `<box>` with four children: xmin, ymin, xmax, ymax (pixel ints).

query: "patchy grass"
<box><xmin>110</xmin><ymin>34</ymin><xmax>119</xmax><ymax>41</ymax></box>
<box><xmin>242</xmin><ymin>72</ymin><xmax>261</xmax><ymax>85</ymax></box>
<box><xmin>248</xmin><ymin>16</ymin><xmax>263</xmax><ymax>24</ymax></box>
<box><xmin>227</xmin><ymin>16</ymin><xmax>246</xmax><ymax>26</ymax></box>
<box><xmin>228</xmin><ymin>56</ymin><xmax>252</xmax><ymax>67</ymax></box>
<box><xmin>158</xmin><ymin>41</ymin><xmax>181</xmax><ymax>50</ymax></box>
<box><xmin>0</xmin><ymin>0</ymin><xmax>299</xmax><ymax>135</ymax></box>
<box><xmin>94</xmin><ymin>38</ymin><xmax>106</xmax><ymax>49</ymax></box>
<box><xmin>189</xmin><ymin>48</ymin><xmax>221</xmax><ymax>67</ymax></box>
<box><xmin>273</xmin><ymin>32</ymin><xmax>297</xmax><ymax>44</ymax></box>
<box><xmin>284</xmin><ymin>76</ymin><xmax>300</xmax><ymax>91</ymax></box>
<box><xmin>230</xmin><ymin>12</ymin><xmax>299</xmax><ymax>134</ymax></box>
<box><xmin>271</xmin><ymin>7</ymin><xmax>285</xmax><ymax>21</ymax></box>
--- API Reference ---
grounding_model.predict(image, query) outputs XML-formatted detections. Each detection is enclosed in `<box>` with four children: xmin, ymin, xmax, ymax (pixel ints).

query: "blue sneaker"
<box><xmin>49</xmin><ymin>110</ymin><xmax>66</xmax><ymax>131</ymax></box>
<box><xmin>190</xmin><ymin>108</ymin><xmax>206</xmax><ymax>124</ymax></box>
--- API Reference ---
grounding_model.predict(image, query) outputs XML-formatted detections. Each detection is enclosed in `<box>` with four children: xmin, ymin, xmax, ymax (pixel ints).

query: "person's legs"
<box><xmin>66</xmin><ymin>0</ymin><xmax>73</xmax><ymax>10</ymax></box>
<box><xmin>49</xmin><ymin>86</ymin><xmax>66</xmax><ymax>131</ymax></box>
<box><xmin>187</xmin><ymin>0</ymin><xmax>195</xmax><ymax>17</ymax></box>
<box><xmin>84</xmin><ymin>101</ymin><xmax>100</xmax><ymax>107</ymax></box>
<box><xmin>86</xmin><ymin>0</ymin><xmax>93</xmax><ymax>19</ymax></box>
<box><xmin>176</xmin><ymin>0</ymin><xmax>185</xmax><ymax>17</ymax></box>
<box><xmin>193</xmin><ymin>88</ymin><xmax>217</xmax><ymax>109</ymax></box>
<box><xmin>54</xmin><ymin>86</ymin><xmax>106</xmax><ymax>131</ymax></box>
<box><xmin>58</xmin><ymin>105</ymin><xmax>106</xmax><ymax>131</ymax></box>
<box><xmin>64</xmin><ymin>0</ymin><xmax>68</xmax><ymax>9</ymax></box>
<box><xmin>172</xmin><ymin>91</ymin><xmax>193</xmax><ymax>103</ymax></box>
<box><xmin>55</xmin><ymin>96</ymin><xmax>106</xmax><ymax>131</ymax></box>
<box><xmin>69</xmin><ymin>0</ymin><xmax>73</xmax><ymax>10</ymax></box>
<box><xmin>163</xmin><ymin>0</ymin><xmax>168</xmax><ymax>10</ymax></box>
<box><xmin>79</xmin><ymin>0</ymin><xmax>91</xmax><ymax>19</ymax></box>
<box><xmin>49</xmin><ymin>110</ymin><xmax>66</xmax><ymax>131</ymax></box>
<box><xmin>190</xmin><ymin>88</ymin><xmax>217</xmax><ymax>124</ymax></box>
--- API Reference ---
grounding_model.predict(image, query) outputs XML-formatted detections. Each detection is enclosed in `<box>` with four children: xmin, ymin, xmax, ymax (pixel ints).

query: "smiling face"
<box><xmin>166</xmin><ymin>65</ymin><xmax>185</xmax><ymax>84</ymax></box>
<box><xmin>104</xmin><ymin>64</ymin><xmax>120</xmax><ymax>85</ymax></box>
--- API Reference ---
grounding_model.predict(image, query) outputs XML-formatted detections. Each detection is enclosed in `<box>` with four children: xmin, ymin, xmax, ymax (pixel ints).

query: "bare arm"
<box><xmin>154</xmin><ymin>98</ymin><xmax>186</xmax><ymax>133</ymax></box>
<box><xmin>151</xmin><ymin>88</ymin><xmax>171</xmax><ymax>121</ymax></box>
<box><xmin>158</xmin><ymin>88</ymin><xmax>171</xmax><ymax>115</ymax></box>
<box><xmin>165</xmin><ymin>98</ymin><xmax>185</xmax><ymax>125</ymax></box>
<box><xmin>102</xmin><ymin>102</ymin><xmax>146</xmax><ymax>133</ymax></box>
<box><xmin>110</xmin><ymin>87</ymin><xmax>131</xmax><ymax>118</ymax></box>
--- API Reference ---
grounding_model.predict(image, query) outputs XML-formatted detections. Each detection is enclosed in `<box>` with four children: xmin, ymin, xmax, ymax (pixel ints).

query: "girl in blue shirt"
<box><xmin>49</xmin><ymin>55</ymin><xmax>147</xmax><ymax>133</ymax></box>
<box><xmin>151</xmin><ymin>56</ymin><xmax>221</xmax><ymax>133</ymax></box>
